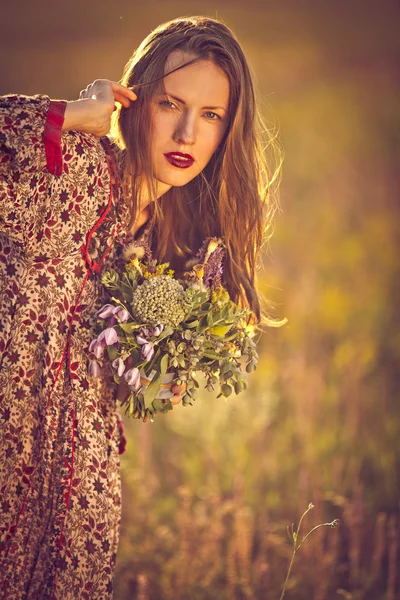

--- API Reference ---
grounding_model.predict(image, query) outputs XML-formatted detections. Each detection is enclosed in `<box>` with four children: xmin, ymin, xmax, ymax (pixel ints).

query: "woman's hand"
<box><xmin>62</xmin><ymin>79</ymin><xmax>137</xmax><ymax>136</ymax></box>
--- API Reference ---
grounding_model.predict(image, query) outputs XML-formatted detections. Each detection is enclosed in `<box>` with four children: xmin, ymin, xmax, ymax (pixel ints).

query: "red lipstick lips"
<box><xmin>164</xmin><ymin>152</ymin><xmax>194</xmax><ymax>169</ymax></box>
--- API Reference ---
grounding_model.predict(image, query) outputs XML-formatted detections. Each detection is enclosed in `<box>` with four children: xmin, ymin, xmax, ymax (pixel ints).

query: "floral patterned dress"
<box><xmin>0</xmin><ymin>95</ymin><xmax>132</xmax><ymax>599</ymax></box>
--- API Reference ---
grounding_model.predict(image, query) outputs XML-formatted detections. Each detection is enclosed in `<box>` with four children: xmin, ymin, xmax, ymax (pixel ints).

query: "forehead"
<box><xmin>162</xmin><ymin>50</ymin><xmax>230</xmax><ymax>108</ymax></box>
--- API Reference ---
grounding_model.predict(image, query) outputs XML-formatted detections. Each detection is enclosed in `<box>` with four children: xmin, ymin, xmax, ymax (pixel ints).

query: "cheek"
<box><xmin>150</xmin><ymin>111</ymin><xmax>170</xmax><ymax>146</ymax></box>
<box><xmin>151</xmin><ymin>110</ymin><xmax>181</xmax><ymax>141</ymax></box>
<box><xmin>151</xmin><ymin>118</ymin><xmax>166</xmax><ymax>147</ymax></box>
<box><xmin>198</xmin><ymin>128</ymin><xmax>225</xmax><ymax>163</ymax></box>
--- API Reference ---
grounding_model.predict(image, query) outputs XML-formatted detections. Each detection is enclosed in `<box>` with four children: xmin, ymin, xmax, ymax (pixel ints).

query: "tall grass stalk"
<box><xmin>279</xmin><ymin>503</ymin><xmax>340</xmax><ymax>599</ymax></box>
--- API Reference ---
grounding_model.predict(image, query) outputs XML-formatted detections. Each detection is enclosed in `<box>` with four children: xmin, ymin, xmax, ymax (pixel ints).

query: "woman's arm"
<box><xmin>62</xmin><ymin>80</ymin><xmax>136</xmax><ymax>136</ymax></box>
<box><xmin>0</xmin><ymin>82</ymin><xmax>135</xmax><ymax>246</ymax></box>
<box><xmin>0</xmin><ymin>81</ymin><xmax>135</xmax><ymax>170</ymax></box>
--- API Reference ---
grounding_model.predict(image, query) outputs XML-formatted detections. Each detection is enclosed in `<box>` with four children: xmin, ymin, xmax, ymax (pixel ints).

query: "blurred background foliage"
<box><xmin>2</xmin><ymin>1</ymin><xmax>399</xmax><ymax>598</ymax></box>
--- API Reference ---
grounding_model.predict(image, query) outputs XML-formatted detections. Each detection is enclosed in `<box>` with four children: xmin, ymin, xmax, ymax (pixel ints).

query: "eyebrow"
<box><xmin>163</xmin><ymin>93</ymin><xmax>227</xmax><ymax>112</ymax></box>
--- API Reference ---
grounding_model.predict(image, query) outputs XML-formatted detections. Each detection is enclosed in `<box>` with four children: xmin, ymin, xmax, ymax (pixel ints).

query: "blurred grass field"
<box><xmin>1</xmin><ymin>1</ymin><xmax>399</xmax><ymax>598</ymax></box>
<box><xmin>114</xmin><ymin>4</ymin><xmax>399</xmax><ymax>598</ymax></box>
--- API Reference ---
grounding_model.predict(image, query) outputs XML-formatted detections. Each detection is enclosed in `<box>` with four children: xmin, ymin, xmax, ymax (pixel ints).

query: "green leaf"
<box><xmin>160</xmin><ymin>353</ymin><xmax>169</xmax><ymax>376</ymax></box>
<box><xmin>106</xmin><ymin>345</ymin><xmax>118</xmax><ymax>361</ymax></box>
<box><xmin>198</xmin><ymin>317</ymin><xmax>209</xmax><ymax>333</ymax></box>
<box><xmin>127</xmin><ymin>268</ymin><xmax>139</xmax><ymax>283</ymax></box>
<box><xmin>221</xmin><ymin>304</ymin><xmax>230</xmax><ymax>320</ymax></box>
<box><xmin>219</xmin><ymin>361</ymin><xmax>230</xmax><ymax>374</ymax></box>
<box><xmin>221</xmin><ymin>383</ymin><xmax>233</xmax><ymax>397</ymax></box>
<box><xmin>120</xmin><ymin>282</ymin><xmax>133</xmax><ymax>303</ymax></box>
<box><xmin>209</xmin><ymin>325</ymin><xmax>233</xmax><ymax>337</ymax></box>
<box><xmin>152</xmin><ymin>398</ymin><xmax>173</xmax><ymax>412</ymax></box>
<box><xmin>145</xmin><ymin>347</ymin><xmax>161</xmax><ymax>374</ymax></box>
<box><xmin>157</xmin><ymin>326</ymin><xmax>174</xmax><ymax>341</ymax></box>
<box><xmin>122</xmin><ymin>272</ymin><xmax>132</xmax><ymax>285</ymax></box>
<box><xmin>246</xmin><ymin>361</ymin><xmax>256</xmax><ymax>373</ymax></box>
<box><xmin>129</xmin><ymin>348</ymin><xmax>139</xmax><ymax>365</ymax></box>
<box><xmin>101</xmin><ymin>269</ymin><xmax>120</xmax><ymax>289</ymax></box>
<box><xmin>234</xmin><ymin>381</ymin><xmax>243</xmax><ymax>395</ymax></box>
<box><xmin>119</xmin><ymin>322</ymin><xmax>141</xmax><ymax>334</ymax></box>
<box><xmin>210</xmin><ymin>309</ymin><xmax>225</xmax><ymax>324</ymax></box>
<box><xmin>143</xmin><ymin>373</ymin><xmax>162</xmax><ymax>409</ymax></box>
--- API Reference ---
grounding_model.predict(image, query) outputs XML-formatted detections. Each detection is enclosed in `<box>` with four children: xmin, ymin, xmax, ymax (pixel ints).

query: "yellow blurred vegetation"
<box><xmin>113</xmin><ymin>5</ymin><xmax>399</xmax><ymax>598</ymax></box>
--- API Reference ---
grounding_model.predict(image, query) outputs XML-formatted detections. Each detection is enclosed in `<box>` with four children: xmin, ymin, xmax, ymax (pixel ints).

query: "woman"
<box><xmin>0</xmin><ymin>16</ymin><xmax>281</xmax><ymax>599</ymax></box>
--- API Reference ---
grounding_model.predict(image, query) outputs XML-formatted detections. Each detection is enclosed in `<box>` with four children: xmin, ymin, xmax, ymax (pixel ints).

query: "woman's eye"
<box><xmin>204</xmin><ymin>112</ymin><xmax>222</xmax><ymax>121</ymax></box>
<box><xmin>159</xmin><ymin>101</ymin><xmax>222</xmax><ymax>121</ymax></box>
<box><xmin>160</xmin><ymin>100</ymin><xmax>176</xmax><ymax>109</ymax></box>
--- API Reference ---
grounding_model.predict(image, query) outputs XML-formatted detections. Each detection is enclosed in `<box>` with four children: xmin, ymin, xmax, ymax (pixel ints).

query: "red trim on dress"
<box><xmin>80</xmin><ymin>137</ymin><xmax>121</xmax><ymax>275</ymax></box>
<box><xmin>43</xmin><ymin>101</ymin><xmax>67</xmax><ymax>176</ymax></box>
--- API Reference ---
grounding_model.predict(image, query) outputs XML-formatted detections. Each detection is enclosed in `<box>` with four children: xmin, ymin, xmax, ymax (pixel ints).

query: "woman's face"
<box><xmin>149</xmin><ymin>50</ymin><xmax>230</xmax><ymax>193</ymax></box>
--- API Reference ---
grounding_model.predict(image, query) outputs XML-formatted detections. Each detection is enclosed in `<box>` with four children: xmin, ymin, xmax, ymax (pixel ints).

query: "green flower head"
<box><xmin>131</xmin><ymin>275</ymin><xmax>186</xmax><ymax>328</ymax></box>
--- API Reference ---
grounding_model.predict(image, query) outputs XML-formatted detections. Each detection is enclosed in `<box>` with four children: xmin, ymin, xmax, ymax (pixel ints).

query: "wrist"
<box><xmin>62</xmin><ymin>98</ymin><xmax>96</xmax><ymax>132</ymax></box>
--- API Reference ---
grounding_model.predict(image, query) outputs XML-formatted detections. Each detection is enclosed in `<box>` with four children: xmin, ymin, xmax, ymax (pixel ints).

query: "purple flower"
<box><xmin>141</xmin><ymin>343</ymin><xmax>154</xmax><ymax>362</ymax></box>
<box><xmin>112</xmin><ymin>357</ymin><xmax>126</xmax><ymax>377</ymax></box>
<box><xmin>136</xmin><ymin>332</ymin><xmax>155</xmax><ymax>362</ymax></box>
<box><xmin>89</xmin><ymin>338</ymin><xmax>97</xmax><ymax>353</ymax></box>
<box><xmin>89</xmin><ymin>338</ymin><xmax>105</xmax><ymax>359</ymax></box>
<box><xmin>98</xmin><ymin>304</ymin><xmax>117</xmax><ymax>319</ymax></box>
<box><xmin>203</xmin><ymin>247</ymin><xmax>225</xmax><ymax>291</ymax></box>
<box><xmin>115</xmin><ymin>307</ymin><xmax>130</xmax><ymax>323</ymax></box>
<box><xmin>88</xmin><ymin>360</ymin><xmax>101</xmax><ymax>377</ymax></box>
<box><xmin>124</xmin><ymin>367</ymin><xmax>141</xmax><ymax>390</ymax></box>
<box><xmin>98</xmin><ymin>304</ymin><xmax>130</xmax><ymax>324</ymax></box>
<box><xmin>190</xmin><ymin>239</ymin><xmax>225</xmax><ymax>291</ymax></box>
<box><xmin>143</xmin><ymin>324</ymin><xmax>164</xmax><ymax>337</ymax></box>
<box><xmin>98</xmin><ymin>327</ymin><xmax>119</xmax><ymax>346</ymax></box>
<box><xmin>195</xmin><ymin>238</ymin><xmax>211</xmax><ymax>263</ymax></box>
<box><xmin>94</xmin><ymin>343</ymin><xmax>104</xmax><ymax>359</ymax></box>
<box><xmin>88</xmin><ymin>327</ymin><xmax>119</xmax><ymax>359</ymax></box>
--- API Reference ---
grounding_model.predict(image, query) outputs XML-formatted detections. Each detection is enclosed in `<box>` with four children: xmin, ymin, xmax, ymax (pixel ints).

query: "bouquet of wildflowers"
<box><xmin>88</xmin><ymin>236</ymin><xmax>258</xmax><ymax>422</ymax></box>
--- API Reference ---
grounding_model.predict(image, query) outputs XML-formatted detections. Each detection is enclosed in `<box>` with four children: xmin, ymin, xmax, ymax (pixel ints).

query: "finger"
<box><xmin>113</xmin><ymin>92</ymin><xmax>133</xmax><ymax>109</ymax></box>
<box><xmin>111</xmin><ymin>81</ymin><xmax>137</xmax><ymax>101</ymax></box>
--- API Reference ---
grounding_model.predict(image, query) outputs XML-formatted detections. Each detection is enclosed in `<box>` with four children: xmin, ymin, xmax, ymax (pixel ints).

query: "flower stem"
<box><xmin>297</xmin><ymin>523</ymin><xmax>334</xmax><ymax>552</ymax></box>
<box><xmin>278</xmin><ymin>504</ymin><xmax>339</xmax><ymax>599</ymax></box>
<box><xmin>279</xmin><ymin>549</ymin><xmax>297</xmax><ymax>600</ymax></box>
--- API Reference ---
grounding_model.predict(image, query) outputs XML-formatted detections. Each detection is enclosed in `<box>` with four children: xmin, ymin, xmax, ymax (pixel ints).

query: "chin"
<box><xmin>156</xmin><ymin>169</ymin><xmax>200</xmax><ymax>188</ymax></box>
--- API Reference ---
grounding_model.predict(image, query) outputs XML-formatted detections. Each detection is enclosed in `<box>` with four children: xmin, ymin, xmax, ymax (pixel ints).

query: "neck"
<box><xmin>138</xmin><ymin>179</ymin><xmax>172</xmax><ymax>212</ymax></box>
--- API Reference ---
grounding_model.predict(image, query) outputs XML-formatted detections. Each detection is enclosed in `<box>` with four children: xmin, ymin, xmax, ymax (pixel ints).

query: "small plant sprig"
<box><xmin>280</xmin><ymin>503</ymin><xmax>340</xmax><ymax>599</ymax></box>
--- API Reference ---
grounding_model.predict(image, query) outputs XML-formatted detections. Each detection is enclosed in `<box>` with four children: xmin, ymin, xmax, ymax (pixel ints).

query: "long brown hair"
<box><xmin>111</xmin><ymin>16</ymin><xmax>283</xmax><ymax>327</ymax></box>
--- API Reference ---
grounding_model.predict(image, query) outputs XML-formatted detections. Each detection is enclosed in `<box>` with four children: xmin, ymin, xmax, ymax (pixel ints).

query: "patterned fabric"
<box><xmin>0</xmin><ymin>95</ymin><xmax>132</xmax><ymax>599</ymax></box>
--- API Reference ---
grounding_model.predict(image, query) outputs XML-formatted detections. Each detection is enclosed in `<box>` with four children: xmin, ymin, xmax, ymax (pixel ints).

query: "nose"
<box><xmin>173</xmin><ymin>112</ymin><xmax>196</xmax><ymax>146</ymax></box>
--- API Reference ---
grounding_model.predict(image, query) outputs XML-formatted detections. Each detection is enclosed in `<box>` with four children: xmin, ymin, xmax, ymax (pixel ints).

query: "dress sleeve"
<box><xmin>0</xmin><ymin>95</ymin><xmax>66</xmax><ymax>245</ymax></box>
<box><xmin>0</xmin><ymin>94</ymin><xmax>66</xmax><ymax>174</ymax></box>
